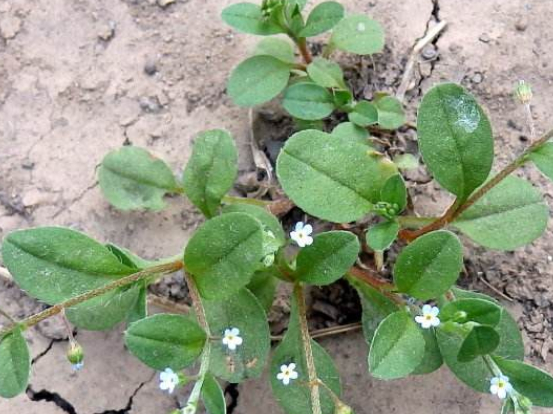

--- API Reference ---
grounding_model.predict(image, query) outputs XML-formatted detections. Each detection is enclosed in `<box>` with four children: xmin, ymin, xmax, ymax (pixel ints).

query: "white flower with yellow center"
<box><xmin>277</xmin><ymin>363</ymin><xmax>299</xmax><ymax>385</ymax></box>
<box><xmin>290</xmin><ymin>222</ymin><xmax>313</xmax><ymax>247</ymax></box>
<box><xmin>222</xmin><ymin>327</ymin><xmax>243</xmax><ymax>351</ymax></box>
<box><xmin>159</xmin><ymin>368</ymin><xmax>179</xmax><ymax>394</ymax></box>
<box><xmin>490</xmin><ymin>375</ymin><xmax>513</xmax><ymax>399</ymax></box>
<box><xmin>415</xmin><ymin>304</ymin><xmax>440</xmax><ymax>329</ymax></box>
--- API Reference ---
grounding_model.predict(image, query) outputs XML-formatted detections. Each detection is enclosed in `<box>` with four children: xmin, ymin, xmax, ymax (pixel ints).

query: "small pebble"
<box><xmin>421</xmin><ymin>44</ymin><xmax>437</xmax><ymax>60</ymax></box>
<box><xmin>515</xmin><ymin>16</ymin><xmax>528</xmax><ymax>32</ymax></box>
<box><xmin>98</xmin><ymin>20</ymin><xmax>116</xmax><ymax>41</ymax></box>
<box><xmin>479</xmin><ymin>33</ymin><xmax>491</xmax><ymax>43</ymax></box>
<box><xmin>139</xmin><ymin>96</ymin><xmax>161</xmax><ymax>113</ymax></box>
<box><xmin>471</xmin><ymin>72</ymin><xmax>483</xmax><ymax>84</ymax></box>
<box><xmin>144</xmin><ymin>58</ymin><xmax>158</xmax><ymax>75</ymax></box>
<box><xmin>0</xmin><ymin>16</ymin><xmax>22</xmax><ymax>40</ymax></box>
<box><xmin>157</xmin><ymin>0</ymin><xmax>176</xmax><ymax>8</ymax></box>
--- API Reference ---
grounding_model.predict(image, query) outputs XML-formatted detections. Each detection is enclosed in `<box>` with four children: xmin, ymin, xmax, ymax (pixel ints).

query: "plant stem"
<box><xmin>397</xmin><ymin>215</ymin><xmax>436</xmax><ymax>229</ymax></box>
<box><xmin>222</xmin><ymin>195</ymin><xmax>271</xmax><ymax>207</ymax></box>
<box><xmin>401</xmin><ymin>126</ymin><xmax>553</xmax><ymax>241</ymax></box>
<box><xmin>271</xmin><ymin>322</ymin><xmax>362</xmax><ymax>341</ymax></box>
<box><xmin>347</xmin><ymin>267</ymin><xmax>394</xmax><ymax>290</ymax></box>
<box><xmin>296</xmin><ymin>37</ymin><xmax>313</xmax><ymax>64</ymax></box>
<box><xmin>294</xmin><ymin>283</ymin><xmax>322</xmax><ymax>414</ymax></box>
<box><xmin>0</xmin><ymin>260</ymin><xmax>183</xmax><ymax>337</ymax></box>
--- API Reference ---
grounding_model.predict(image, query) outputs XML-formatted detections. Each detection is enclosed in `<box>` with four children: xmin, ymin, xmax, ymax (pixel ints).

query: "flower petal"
<box><xmin>280</xmin><ymin>364</ymin><xmax>289</xmax><ymax>372</ymax></box>
<box><xmin>288</xmin><ymin>363</ymin><xmax>296</xmax><ymax>370</ymax></box>
<box><xmin>431</xmin><ymin>317</ymin><xmax>440</xmax><ymax>327</ymax></box>
<box><xmin>235</xmin><ymin>336</ymin><xmax>243</xmax><ymax>345</ymax></box>
<box><xmin>304</xmin><ymin>236</ymin><xmax>313</xmax><ymax>246</ymax></box>
<box><xmin>231</xmin><ymin>327</ymin><xmax>240</xmax><ymax>336</ymax></box>
<box><xmin>290</xmin><ymin>371</ymin><xmax>299</xmax><ymax>379</ymax></box>
<box><xmin>430</xmin><ymin>306</ymin><xmax>440</xmax><ymax>316</ymax></box>
<box><xmin>277</xmin><ymin>372</ymin><xmax>285</xmax><ymax>380</ymax></box>
<box><xmin>282</xmin><ymin>377</ymin><xmax>290</xmax><ymax>385</ymax></box>
<box><xmin>303</xmin><ymin>224</ymin><xmax>313</xmax><ymax>235</ymax></box>
<box><xmin>422</xmin><ymin>304</ymin><xmax>432</xmax><ymax>314</ymax></box>
<box><xmin>295</xmin><ymin>222</ymin><xmax>304</xmax><ymax>231</ymax></box>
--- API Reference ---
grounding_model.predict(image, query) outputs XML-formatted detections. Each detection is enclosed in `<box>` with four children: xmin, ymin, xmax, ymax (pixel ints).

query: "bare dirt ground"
<box><xmin>1</xmin><ymin>0</ymin><xmax>552</xmax><ymax>413</ymax></box>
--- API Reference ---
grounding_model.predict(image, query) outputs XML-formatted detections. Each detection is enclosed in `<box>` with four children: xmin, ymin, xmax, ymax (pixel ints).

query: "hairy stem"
<box><xmin>294</xmin><ymin>283</ymin><xmax>321</xmax><ymax>414</ymax></box>
<box><xmin>0</xmin><ymin>260</ymin><xmax>183</xmax><ymax>337</ymax></box>
<box><xmin>397</xmin><ymin>215</ymin><xmax>436</xmax><ymax>229</ymax></box>
<box><xmin>296</xmin><ymin>37</ymin><xmax>313</xmax><ymax>64</ymax></box>
<box><xmin>222</xmin><ymin>195</ymin><xmax>270</xmax><ymax>207</ymax></box>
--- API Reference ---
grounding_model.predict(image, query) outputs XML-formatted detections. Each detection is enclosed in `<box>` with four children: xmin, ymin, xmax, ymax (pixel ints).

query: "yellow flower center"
<box><xmin>425</xmin><ymin>315</ymin><xmax>432</xmax><ymax>320</ymax></box>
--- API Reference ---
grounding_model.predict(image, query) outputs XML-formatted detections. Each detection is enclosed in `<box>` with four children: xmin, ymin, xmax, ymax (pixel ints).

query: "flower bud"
<box><xmin>515</xmin><ymin>80</ymin><xmax>532</xmax><ymax>104</ymax></box>
<box><xmin>67</xmin><ymin>341</ymin><xmax>84</xmax><ymax>371</ymax></box>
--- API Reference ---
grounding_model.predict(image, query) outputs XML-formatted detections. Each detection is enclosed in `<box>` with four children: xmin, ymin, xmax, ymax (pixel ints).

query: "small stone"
<box><xmin>471</xmin><ymin>72</ymin><xmax>483</xmax><ymax>84</ymax></box>
<box><xmin>157</xmin><ymin>0</ymin><xmax>176</xmax><ymax>8</ymax></box>
<box><xmin>515</xmin><ymin>16</ymin><xmax>528</xmax><ymax>32</ymax></box>
<box><xmin>0</xmin><ymin>16</ymin><xmax>22</xmax><ymax>40</ymax></box>
<box><xmin>421</xmin><ymin>44</ymin><xmax>437</xmax><ymax>60</ymax></box>
<box><xmin>98</xmin><ymin>20</ymin><xmax>116</xmax><ymax>41</ymax></box>
<box><xmin>144</xmin><ymin>58</ymin><xmax>158</xmax><ymax>75</ymax></box>
<box><xmin>22</xmin><ymin>189</ymin><xmax>45</xmax><ymax>207</ymax></box>
<box><xmin>139</xmin><ymin>96</ymin><xmax>162</xmax><ymax>113</ymax></box>
<box><xmin>21</xmin><ymin>160</ymin><xmax>35</xmax><ymax>170</ymax></box>
<box><xmin>479</xmin><ymin>33</ymin><xmax>491</xmax><ymax>43</ymax></box>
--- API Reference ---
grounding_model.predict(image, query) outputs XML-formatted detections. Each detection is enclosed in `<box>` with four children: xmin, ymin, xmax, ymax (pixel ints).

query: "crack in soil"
<box><xmin>94</xmin><ymin>373</ymin><xmax>154</xmax><ymax>414</ymax></box>
<box><xmin>27</xmin><ymin>386</ymin><xmax>78</xmax><ymax>414</ymax></box>
<box><xmin>225</xmin><ymin>383</ymin><xmax>239</xmax><ymax>414</ymax></box>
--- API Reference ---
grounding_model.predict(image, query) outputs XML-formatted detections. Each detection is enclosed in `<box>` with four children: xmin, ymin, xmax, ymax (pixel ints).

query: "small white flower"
<box><xmin>490</xmin><ymin>375</ymin><xmax>513</xmax><ymax>399</ymax></box>
<box><xmin>159</xmin><ymin>368</ymin><xmax>179</xmax><ymax>394</ymax></box>
<box><xmin>71</xmin><ymin>362</ymin><xmax>84</xmax><ymax>371</ymax></box>
<box><xmin>222</xmin><ymin>327</ymin><xmax>243</xmax><ymax>351</ymax></box>
<box><xmin>290</xmin><ymin>222</ymin><xmax>313</xmax><ymax>247</ymax></box>
<box><xmin>415</xmin><ymin>304</ymin><xmax>440</xmax><ymax>329</ymax></box>
<box><xmin>276</xmin><ymin>363</ymin><xmax>299</xmax><ymax>385</ymax></box>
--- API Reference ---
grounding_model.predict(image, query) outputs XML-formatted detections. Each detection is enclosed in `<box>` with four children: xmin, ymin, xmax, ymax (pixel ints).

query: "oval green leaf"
<box><xmin>348</xmin><ymin>100</ymin><xmax>378</xmax><ymax>127</ymax></box>
<box><xmin>306</xmin><ymin>58</ymin><xmax>345</xmax><ymax>89</ymax></box>
<box><xmin>294</xmin><ymin>231</ymin><xmax>359</xmax><ymax>285</ymax></box>
<box><xmin>277</xmin><ymin>129</ymin><xmax>397</xmax><ymax>222</ymax></box>
<box><xmin>412</xmin><ymin>328</ymin><xmax>443</xmax><ymax>375</ymax></box>
<box><xmin>254</xmin><ymin>37</ymin><xmax>295</xmax><ymax>63</ymax></box>
<box><xmin>205</xmin><ymin>288</ymin><xmax>270</xmax><ymax>383</ymax></box>
<box><xmin>184</xmin><ymin>213</ymin><xmax>265</xmax><ymax>299</ymax></box>
<box><xmin>368</xmin><ymin>311</ymin><xmax>425</xmax><ymax>379</ymax></box>
<box><xmin>441</xmin><ymin>298</ymin><xmax>502</xmax><ymax>327</ymax></box>
<box><xmin>393</xmin><ymin>230</ymin><xmax>463</xmax><ymax>300</ymax></box>
<box><xmin>375</xmin><ymin>95</ymin><xmax>405</xmax><ymax>130</ymax></box>
<box><xmin>331</xmin><ymin>122</ymin><xmax>370</xmax><ymax>145</ymax></box>
<box><xmin>221</xmin><ymin>203</ymin><xmax>285</xmax><ymax>246</ymax></box>
<box><xmin>299</xmin><ymin>1</ymin><xmax>344</xmax><ymax>37</ymax></box>
<box><xmin>125</xmin><ymin>313</ymin><xmax>206</xmax><ymax>370</ymax></box>
<box><xmin>202</xmin><ymin>373</ymin><xmax>227</xmax><ymax>414</ymax></box>
<box><xmin>0</xmin><ymin>329</ymin><xmax>30</xmax><ymax>398</ymax></box>
<box><xmin>528</xmin><ymin>142</ymin><xmax>553</xmax><ymax>181</ymax></box>
<box><xmin>417</xmin><ymin>83</ymin><xmax>494</xmax><ymax>201</ymax></box>
<box><xmin>183</xmin><ymin>129</ymin><xmax>238</xmax><ymax>218</ymax></box>
<box><xmin>283</xmin><ymin>83</ymin><xmax>335</xmax><ymax>120</ymax></box>
<box><xmin>457</xmin><ymin>326</ymin><xmax>500</xmax><ymax>362</ymax></box>
<box><xmin>380</xmin><ymin>174</ymin><xmax>407</xmax><ymax>214</ymax></box>
<box><xmin>221</xmin><ymin>3</ymin><xmax>283</xmax><ymax>35</ymax></box>
<box><xmin>366</xmin><ymin>221</ymin><xmax>399</xmax><ymax>251</ymax></box>
<box><xmin>452</xmin><ymin>176</ymin><xmax>549</xmax><ymax>250</ymax></box>
<box><xmin>228</xmin><ymin>55</ymin><xmax>291</xmax><ymax>107</ymax></box>
<box><xmin>330</xmin><ymin>14</ymin><xmax>384</xmax><ymax>55</ymax></box>
<box><xmin>2</xmin><ymin>227</ymin><xmax>134</xmax><ymax>304</ymax></box>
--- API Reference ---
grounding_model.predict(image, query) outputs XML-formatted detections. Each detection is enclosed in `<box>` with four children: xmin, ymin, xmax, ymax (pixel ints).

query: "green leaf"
<box><xmin>493</xmin><ymin>358</ymin><xmax>553</xmax><ymax>407</ymax></box>
<box><xmin>441</xmin><ymin>298</ymin><xmax>502</xmax><ymax>327</ymax></box>
<box><xmin>105</xmin><ymin>244</ymin><xmax>141</xmax><ymax>269</ymax></box>
<box><xmin>367</xmin><ymin>221</ymin><xmax>399</xmax><ymax>251</ymax></box>
<box><xmin>125</xmin><ymin>313</ymin><xmax>206</xmax><ymax>370</ymax></box>
<box><xmin>205</xmin><ymin>288</ymin><xmax>270</xmax><ymax>383</ymax></box>
<box><xmin>417</xmin><ymin>83</ymin><xmax>494</xmax><ymax>201</ymax></box>
<box><xmin>2</xmin><ymin>227</ymin><xmax>134</xmax><ymax>305</ymax></box>
<box><xmin>348</xmin><ymin>276</ymin><xmax>399</xmax><ymax>342</ymax></box>
<box><xmin>184</xmin><ymin>213</ymin><xmax>265</xmax><ymax>299</ymax></box>
<box><xmin>0</xmin><ymin>329</ymin><xmax>30</xmax><ymax>398</ymax></box>
<box><xmin>411</xmin><ymin>328</ymin><xmax>443</xmax><ymax>375</ymax></box>
<box><xmin>368</xmin><ymin>311</ymin><xmax>425</xmax><ymax>379</ymax></box>
<box><xmin>271</xmin><ymin>298</ymin><xmax>341</xmax><ymax>414</ymax></box>
<box><xmin>228</xmin><ymin>55</ymin><xmax>291</xmax><ymax>107</ymax></box>
<box><xmin>276</xmin><ymin>129</ymin><xmax>397</xmax><ymax>222</ymax></box>
<box><xmin>393</xmin><ymin>230</ymin><xmax>463</xmax><ymax>300</ymax></box>
<box><xmin>247</xmin><ymin>268</ymin><xmax>279</xmax><ymax>312</ymax></box>
<box><xmin>380</xmin><ymin>174</ymin><xmax>407</xmax><ymax>214</ymax></box>
<box><xmin>98</xmin><ymin>146</ymin><xmax>178</xmax><ymax>211</ymax></box>
<box><xmin>202</xmin><ymin>373</ymin><xmax>227</xmax><ymax>414</ymax></box>
<box><xmin>299</xmin><ymin>1</ymin><xmax>344</xmax><ymax>37</ymax></box>
<box><xmin>332</xmin><ymin>89</ymin><xmax>353</xmax><ymax>109</ymax></box>
<box><xmin>528</xmin><ymin>142</ymin><xmax>553</xmax><ymax>180</ymax></box>
<box><xmin>348</xmin><ymin>101</ymin><xmax>378</xmax><ymax>127</ymax></box>
<box><xmin>331</xmin><ymin>122</ymin><xmax>370</xmax><ymax>145</ymax></box>
<box><xmin>183</xmin><ymin>129</ymin><xmax>238</xmax><ymax>218</ymax></box>
<box><xmin>254</xmin><ymin>37</ymin><xmax>295</xmax><ymax>63</ymax></box>
<box><xmin>452</xmin><ymin>176</ymin><xmax>549</xmax><ymax>250</ymax></box>
<box><xmin>306</xmin><ymin>58</ymin><xmax>345</xmax><ymax>89</ymax></box>
<box><xmin>294</xmin><ymin>231</ymin><xmax>359</xmax><ymax>285</ymax></box>
<box><xmin>393</xmin><ymin>153</ymin><xmax>419</xmax><ymax>170</ymax></box>
<box><xmin>457</xmin><ymin>326</ymin><xmax>499</xmax><ymax>362</ymax></box>
<box><xmin>127</xmin><ymin>281</ymin><xmax>148</xmax><ymax>324</ymax></box>
<box><xmin>330</xmin><ymin>15</ymin><xmax>384</xmax><ymax>55</ymax></box>
<box><xmin>66</xmin><ymin>284</ymin><xmax>140</xmax><ymax>331</ymax></box>
<box><xmin>283</xmin><ymin>83</ymin><xmax>335</xmax><ymax>120</ymax></box>
<box><xmin>221</xmin><ymin>204</ymin><xmax>285</xmax><ymax>246</ymax></box>
<box><xmin>375</xmin><ymin>96</ymin><xmax>405</xmax><ymax>130</ymax></box>
<box><xmin>221</xmin><ymin>3</ymin><xmax>284</xmax><ymax>35</ymax></box>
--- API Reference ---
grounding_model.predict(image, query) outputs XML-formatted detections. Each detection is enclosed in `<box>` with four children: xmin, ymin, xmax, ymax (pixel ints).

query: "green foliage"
<box><xmin>2</xmin><ymin>227</ymin><xmax>134</xmax><ymax>305</ymax></box>
<box><xmin>330</xmin><ymin>15</ymin><xmax>384</xmax><ymax>55</ymax></box>
<box><xmin>348</xmin><ymin>101</ymin><xmax>378</xmax><ymax>127</ymax></box>
<box><xmin>294</xmin><ymin>231</ymin><xmax>359</xmax><ymax>285</ymax></box>
<box><xmin>393</xmin><ymin>153</ymin><xmax>419</xmax><ymax>170</ymax></box>
<box><xmin>306</xmin><ymin>58</ymin><xmax>346</xmax><ymax>89</ymax></box>
<box><xmin>125</xmin><ymin>314</ymin><xmax>206</xmax><ymax>370</ymax></box>
<box><xmin>246</xmin><ymin>268</ymin><xmax>279</xmax><ymax>312</ymax></box>
<box><xmin>0</xmin><ymin>329</ymin><xmax>30</xmax><ymax>398</ymax></box>
<box><xmin>452</xmin><ymin>176</ymin><xmax>548</xmax><ymax>250</ymax></box>
<box><xmin>394</xmin><ymin>231</ymin><xmax>463</xmax><ymax>300</ymax></box>
<box><xmin>330</xmin><ymin>121</ymin><xmax>370</xmax><ymax>145</ymax></box>
<box><xmin>440</xmin><ymin>298</ymin><xmax>502</xmax><ymax>327</ymax></box>
<box><xmin>417</xmin><ymin>83</ymin><xmax>494</xmax><ymax>201</ymax></box>
<box><xmin>205</xmin><ymin>289</ymin><xmax>270</xmax><ymax>383</ymax></box>
<box><xmin>98</xmin><ymin>146</ymin><xmax>179</xmax><ymax>211</ymax></box>
<box><xmin>528</xmin><ymin>142</ymin><xmax>553</xmax><ymax>180</ymax></box>
<box><xmin>254</xmin><ymin>38</ymin><xmax>295</xmax><ymax>63</ymax></box>
<box><xmin>493</xmin><ymin>358</ymin><xmax>553</xmax><ymax>407</ymax></box>
<box><xmin>271</xmin><ymin>298</ymin><xmax>341</xmax><ymax>414</ymax></box>
<box><xmin>277</xmin><ymin>129</ymin><xmax>397</xmax><ymax>222</ymax></box>
<box><xmin>66</xmin><ymin>284</ymin><xmax>141</xmax><ymax>331</ymax></box>
<box><xmin>228</xmin><ymin>55</ymin><xmax>291</xmax><ymax>106</ymax></box>
<box><xmin>299</xmin><ymin>1</ymin><xmax>344</xmax><ymax>37</ymax></box>
<box><xmin>202</xmin><ymin>373</ymin><xmax>227</xmax><ymax>414</ymax></box>
<box><xmin>283</xmin><ymin>83</ymin><xmax>335</xmax><ymax>120</ymax></box>
<box><xmin>374</xmin><ymin>95</ymin><xmax>405</xmax><ymax>129</ymax></box>
<box><xmin>412</xmin><ymin>328</ymin><xmax>443</xmax><ymax>375</ymax></box>
<box><xmin>380</xmin><ymin>174</ymin><xmax>407</xmax><ymax>214</ymax></box>
<box><xmin>184</xmin><ymin>213</ymin><xmax>265</xmax><ymax>299</ymax></box>
<box><xmin>222</xmin><ymin>203</ymin><xmax>286</xmax><ymax>246</ymax></box>
<box><xmin>368</xmin><ymin>311</ymin><xmax>425</xmax><ymax>379</ymax></box>
<box><xmin>221</xmin><ymin>3</ymin><xmax>284</xmax><ymax>35</ymax></box>
<box><xmin>183</xmin><ymin>129</ymin><xmax>238</xmax><ymax>217</ymax></box>
<box><xmin>457</xmin><ymin>326</ymin><xmax>499</xmax><ymax>362</ymax></box>
<box><xmin>366</xmin><ymin>221</ymin><xmax>399</xmax><ymax>251</ymax></box>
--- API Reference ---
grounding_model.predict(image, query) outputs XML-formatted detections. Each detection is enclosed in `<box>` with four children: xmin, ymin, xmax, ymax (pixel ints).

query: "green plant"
<box><xmin>1</xmin><ymin>1</ymin><xmax>553</xmax><ymax>414</ymax></box>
